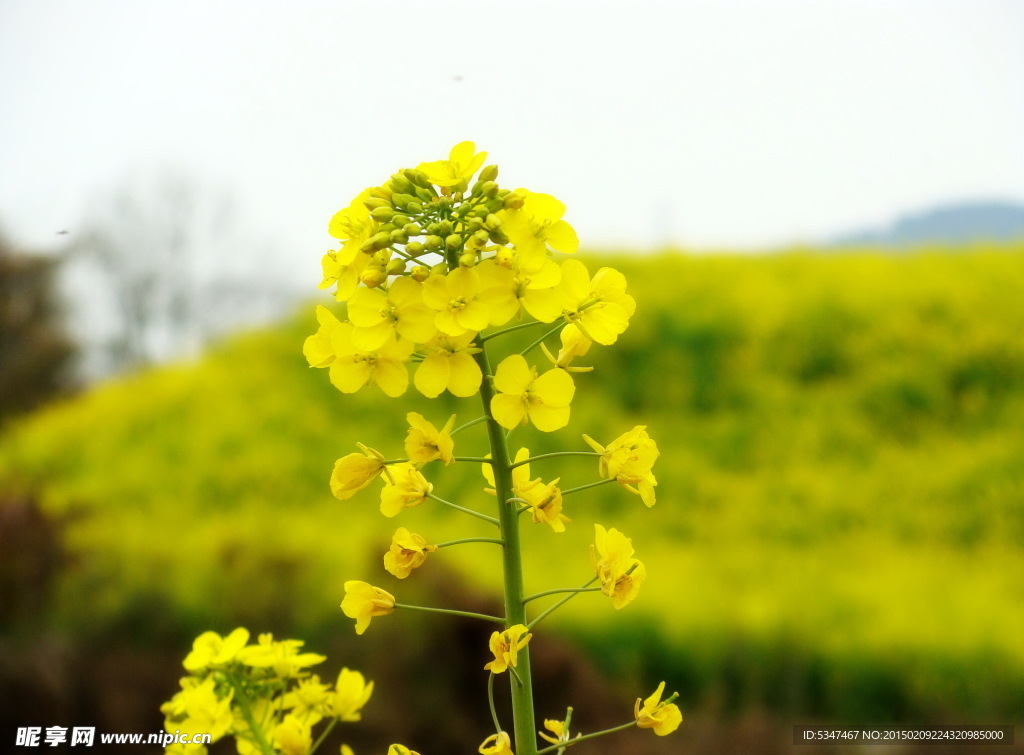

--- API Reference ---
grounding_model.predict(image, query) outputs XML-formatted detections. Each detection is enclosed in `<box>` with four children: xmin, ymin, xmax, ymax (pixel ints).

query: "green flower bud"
<box><xmin>485</xmin><ymin>198</ymin><xmax>504</xmax><ymax>213</ymax></box>
<box><xmin>424</xmin><ymin>235</ymin><xmax>443</xmax><ymax>251</ymax></box>
<box><xmin>392</xmin><ymin>195</ymin><xmax>417</xmax><ymax>212</ymax></box>
<box><xmin>360</xmin><ymin>267</ymin><xmax>388</xmax><ymax>287</ymax></box>
<box><xmin>389</xmin><ymin>173</ymin><xmax>413</xmax><ymax>193</ymax></box>
<box><xmin>436</xmin><ymin>220</ymin><xmax>454</xmax><ymax>236</ymax></box>
<box><xmin>392</xmin><ymin>214</ymin><xmax>411</xmax><ymax>226</ymax></box>
<box><xmin>403</xmin><ymin>222</ymin><xmax>422</xmax><ymax>235</ymax></box>
<box><xmin>405</xmin><ymin>241</ymin><xmax>425</xmax><ymax>255</ymax></box>
<box><xmin>370</xmin><ymin>187</ymin><xmax>392</xmax><ymax>200</ymax></box>
<box><xmin>426</xmin><ymin>222</ymin><xmax>440</xmax><ymax>235</ymax></box>
<box><xmin>459</xmin><ymin>252</ymin><xmax>477</xmax><ymax>268</ymax></box>
<box><xmin>445</xmin><ymin>233</ymin><xmax>463</xmax><ymax>251</ymax></box>
<box><xmin>430</xmin><ymin>262</ymin><xmax>448</xmax><ymax>276</ymax></box>
<box><xmin>369</xmin><ymin>231</ymin><xmax>392</xmax><ymax>251</ymax></box>
<box><xmin>479</xmin><ymin>165</ymin><xmax>499</xmax><ymax>183</ymax></box>
<box><xmin>489</xmin><ymin>228</ymin><xmax>509</xmax><ymax>245</ymax></box>
<box><xmin>371</xmin><ymin>206</ymin><xmax>396</xmax><ymax>222</ymax></box>
<box><xmin>359</xmin><ymin>238</ymin><xmax>376</xmax><ymax>254</ymax></box>
<box><xmin>405</xmin><ymin>201</ymin><xmax>423</xmax><ymax>215</ymax></box>
<box><xmin>362</xmin><ymin>197</ymin><xmax>391</xmax><ymax>211</ymax></box>
<box><xmin>410</xmin><ymin>265</ymin><xmax>430</xmax><ymax>282</ymax></box>
<box><xmin>467</xmin><ymin>217</ymin><xmax>484</xmax><ymax>233</ymax></box>
<box><xmin>378</xmin><ymin>222</ymin><xmax>398</xmax><ymax>234</ymax></box>
<box><xmin>503</xmin><ymin>191</ymin><xmax>524</xmax><ymax>210</ymax></box>
<box><xmin>403</xmin><ymin>168</ymin><xmax>430</xmax><ymax>187</ymax></box>
<box><xmin>436</xmin><ymin>197</ymin><xmax>452</xmax><ymax>211</ymax></box>
<box><xmin>385</xmin><ymin>259</ymin><xmax>407</xmax><ymax>275</ymax></box>
<box><xmin>415</xmin><ymin>186</ymin><xmax>436</xmax><ymax>202</ymax></box>
<box><xmin>484</xmin><ymin>213</ymin><xmax>502</xmax><ymax>230</ymax></box>
<box><xmin>390</xmin><ymin>229</ymin><xmax>409</xmax><ymax>244</ymax></box>
<box><xmin>481</xmin><ymin>181</ymin><xmax>499</xmax><ymax>198</ymax></box>
<box><xmin>473</xmin><ymin>229</ymin><xmax>490</xmax><ymax>245</ymax></box>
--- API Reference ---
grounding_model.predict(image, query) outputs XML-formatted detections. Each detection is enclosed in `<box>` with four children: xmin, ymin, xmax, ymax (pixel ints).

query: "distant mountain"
<box><xmin>831</xmin><ymin>200</ymin><xmax>1024</xmax><ymax>247</ymax></box>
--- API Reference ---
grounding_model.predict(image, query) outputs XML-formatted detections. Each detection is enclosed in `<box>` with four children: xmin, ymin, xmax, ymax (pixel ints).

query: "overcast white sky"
<box><xmin>1</xmin><ymin>0</ymin><xmax>1022</xmax><ymax>280</ymax></box>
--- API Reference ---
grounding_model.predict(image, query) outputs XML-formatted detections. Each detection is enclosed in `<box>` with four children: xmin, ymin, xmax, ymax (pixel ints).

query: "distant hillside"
<box><xmin>832</xmin><ymin>200</ymin><xmax>1024</xmax><ymax>247</ymax></box>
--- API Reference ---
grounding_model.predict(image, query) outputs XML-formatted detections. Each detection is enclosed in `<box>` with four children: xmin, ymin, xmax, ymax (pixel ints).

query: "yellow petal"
<box><xmin>414</xmin><ymin>355</ymin><xmax>449</xmax><ymax>398</ymax></box>
<box><xmin>493</xmin><ymin>354</ymin><xmax>534</xmax><ymax>394</ymax></box>
<box><xmin>491</xmin><ymin>394</ymin><xmax>527</xmax><ymax>430</ymax></box>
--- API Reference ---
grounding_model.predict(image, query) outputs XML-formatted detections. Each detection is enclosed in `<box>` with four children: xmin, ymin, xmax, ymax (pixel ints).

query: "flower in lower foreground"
<box><xmin>538</xmin><ymin>718</ymin><xmax>577</xmax><ymax>746</ymax></box>
<box><xmin>329</xmin><ymin>667</ymin><xmax>374</xmax><ymax>721</ymax></box>
<box><xmin>272</xmin><ymin>714</ymin><xmax>312</xmax><ymax>755</ymax></box>
<box><xmin>484</xmin><ymin>624</ymin><xmax>532</xmax><ymax>674</ymax></box>
<box><xmin>478</xmin><ymin>731</ymin><xmax>514</xmax><ymax>755</ymax></box>
<box><xmin>634</xmin><ymin>681</ymin><xmax>682</xmax><ymax>736</ymax></box>
<box><xmin>341</xmin><ymin>581</ymin><xmax>395</xmax><ymax>635</ymax></box>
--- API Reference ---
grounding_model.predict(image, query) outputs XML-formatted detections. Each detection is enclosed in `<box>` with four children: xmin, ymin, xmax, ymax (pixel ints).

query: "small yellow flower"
<box><xmin>273</xmin><ymin>714</ymin><xmax>312</xmax><ymax>755</ymax></box>
<box><xmin>418</xmin><ymin>141</ymin><xmax>487</xmax><ymax>188</ymax></box>
<box><xmin>182</xmin><ymin>627</ymin><xmax>249</xmax><ymax>672</ymax></box>
<box><xmin>161</xmin><ymin>676</ymin><xmax>234</xmax><ymax>743</ymax></box>
<box><xmin>282</xmin><ymin>675</ymin><xmax>331</xmax><ymax>724</ymax></box>
<box><xmin>490</xmin><ymin>354</ymin><xmax>575</xmax><ymax>432</ymax></box>
<box><xmin>484</xmin><ymin>624</ymin><xmax>532</xmax><ymax>674</ymax></box>
<box><xmin>238</xmin><ymin>634</ymin><xmax>327</xmax><ymax>678</ymax></box>
<box><xmin>478</xmin><ymin>731</ymin><xmax>514</xmax><ymax>755</ymax></box>
<box><xmin>304</xmin><ymin>305</ymin><xmax>345</xmax><ymax>368</ymax></box>
<box><xmin>541</xmin><ymin>323</ymin><xmax>593</xmax><ymax>373</ymax></box>
<box><xmin>414</xmin><ymin>331</ymin><xmax>483</xmax><ymax>398</ymax></box>
<box><xmin>538</xmin><ymin>719</ymin><xmax>577</xmax><ymax>746</ymax></box>
<box><xmin>379</xmin><ymin>463</ymin><xmax>432</xmax><ymax>517</ymax></box>
<box><xmin>634</xmin><ymin>681</ymin><xmax>683</xmax><ymax>736</ymax></box>
<box><xmin>502</xmin><ymin>190</ymin><xmax>578</xmax><ymax>268</ymax></box>
<box><xmin>583</xmin><ymin>426</ymin><xmax>659</xmax><ymax>506</ymax></box>
<box><xmin>422</xmin><ymin>268</ymin><xmax>493</xmax><ymax>336</ymax></box>
<box><xmin>327</xmin><ymin>321</ymin><xmax>414</xmax><ymax>398</ymax></box>
<box><xmin>558</xmin><ymin>260</ymin><xmax>635</xmax><ymax>346</ymax></box>
<box><xmin>347</xmin><ymin>276</ymin><xmax>437</xmax><ymax>350</ymax></box>
<box><xmin>330</xmin><ymin>447</ymin><xmax>387</xmax><ymax>501</ymax></box>
<box><xmin>404</xmin><ymin>412</ymin><xmax>456</xmax><ymax>466</ymax></box>
<box><xmin>388</xmin><ymin>746</ymin><xmax>422</xmax><ymax>755</ymax></box>
<box><xmin>383</xmin><ymin>527</ymin><xmax>437</xmax><ymax>579</ymax></box>
<box><xmin>329</xmin><ymin>667</ymin><xmax>374</xmax><ymax>721</ymax></box>
<box><xmin>518</xmin><ymin>478</ymin><xmax>570</xmax><ymax>533</ymax></box>
<box><xmin>590</xmin><ymin>524</ymin><xmax>646</xmax><ymax>609</ymax></box>
<box><xmin>341</xmin><ymin>581</ymin><xmax>395</xmax><ymax>635</ymax></box>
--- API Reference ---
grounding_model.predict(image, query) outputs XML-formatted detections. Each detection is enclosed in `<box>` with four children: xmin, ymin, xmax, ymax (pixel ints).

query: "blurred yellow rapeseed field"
<box><xmin>2</xmin><ymin>246</ymin><xmax>1023</xmax><ymax>723</ymax></box>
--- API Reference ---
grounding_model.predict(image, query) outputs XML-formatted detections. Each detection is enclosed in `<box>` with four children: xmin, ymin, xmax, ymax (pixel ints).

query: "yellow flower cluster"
<box><xmin>304</xmin><ymin>141</ymin><xmax>635</xmax><ymax>433</ymax></box>
<box><xmin>161</xmin><ymin>628</ymin><xmax>373</xmax><ymax>755</ymax></box>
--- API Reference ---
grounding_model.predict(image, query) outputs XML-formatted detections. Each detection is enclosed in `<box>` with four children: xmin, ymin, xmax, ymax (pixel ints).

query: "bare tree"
<box><xmin>68</xmin><ymin>174</ymin><xmax>297</xmax><ymax>377</ymax></box>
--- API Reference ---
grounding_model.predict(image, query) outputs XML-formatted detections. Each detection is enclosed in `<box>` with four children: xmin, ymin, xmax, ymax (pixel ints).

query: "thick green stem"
<box><xmin>474</xmin><ymin>346</ymin><xmax>538</xmax><ymax>755</ymax></box>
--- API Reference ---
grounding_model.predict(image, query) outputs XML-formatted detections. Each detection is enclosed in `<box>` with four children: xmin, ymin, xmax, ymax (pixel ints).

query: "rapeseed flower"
<box><xmin>558</xmin><ymin>260</ymin><xmax>635</xmax><ymax>345</ymax></box>
<box><xmin>378</xmin><ymin>463</ymin><xmax>432</xmax><ymax>517</ymax></box>
<box><xmin>282</xmin><ymin>675</ymin><xmax>331</xmax><ymax>724</ymax></box>
<box><xmin>583</xmin><ymin>426</ymin><xmax>658</xmax><ymax>506</ymax></box>
<box><xmin>478</xmin><ymin>731</ymin><xmax>514</xmax><ymax>755</ymax></box>
<box><xmin>502</xmin><ymin>190</ymin><xmax>578</xmax><ymax>270</ymax></box>
<box><xmin>422</xmin><ymin>268</ymin><xmax>494</xmax><ymax>336</ymax></box>
<box><xmin>490</xmin><ymin>354</ymin><xmax>575</xmax><ymax>432</ymax></box>
<box><xmin>238</xmin><ymin>634</ymin><xmax>326</xmax><ymax>678</ymax></box>
<box><xmin>330</xmin><ymin>447</ymin><xmax>387</xmax><ymax>501</ymax></box>
<box><xmin>326</xmin><ymin>321</ymin><xmax>414</xmax><ymax>397</ymax></box>
<box><xmin>538</xmin><ymin>719</ymin><xmax>577</xmax><ymax>746</ymax></box>
<box><xmin>161</xmin><ymin>677</ymin><xmax>233</xmax><ymax>743</ymax></box>
<box><xmin>346</xmin><ymin>276</ymin><xmax>437</xmax><ymax>350</ymax></box>
<box><xmin>484</xmin><ymin>624</ymin><xmax>532</xmax><ymax>674</ymax></box>
<box><xmin>418</xmin><ymin>141</ymin><xmax>487</xmax><ymax>188</ymax></box>
<box><xmin>413</xmin><ymin>332</ymin><xmax>483</xmax><ymax>398</ymax></box>
<box><xmin>476</xmin><ymin>257</ymin><xmax>561</xmax><ymax>324</ymax></box>
<box><xmin>634</xmin><ymin>682</ymin><xmax>682</xmax><ymax>736</ymax></box>
<box><xmin>329</xmin><ymin>668</ymin><xmax>374</xmax><ymax>721</ymax></box>
<box><xmin>590</xmin><ymin>524</ymin><xmax>645</xmax><ymax>609</ymax></box>
<box><xmin>518</xmin><ymin>478</ymin><xmax>570</xmax><ymax>533</ymax></box>
<box><xmin>404</xmin><ymin>412</ymin><xmax>455</xmax><ymax>466</ymax></box>
<box><xmin>182</xmin><ymin>627</ymin><xmax>249</xmax><ymax>671</ymax></box>
<box><xmin>272</xmin><ymin>714</ymin><xmax>312</xmax><ymax>755</ymax></box>
<box><xmin>303</xmin><ymin>305</ymin><xmax>344</xmax><ymax>368</ymax></box>
<box><xmin>341</xmin><ymin>581</ymin><xmax>395</xmax><ymax>635</ymax></box>
<box><xmin>541</xmin><ymin>323</ymin><xmax>593</xmax><ymax>372</ymax></box>
<box><xmin>383</xmin><ymin>527</ymin><xmax>436</xmax><ymax>579</ymax></box>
